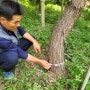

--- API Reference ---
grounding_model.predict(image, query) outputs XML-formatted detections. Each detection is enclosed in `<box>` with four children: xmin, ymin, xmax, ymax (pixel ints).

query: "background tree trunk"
<box><xmin>11</xmin><ymin>0</ymin><xmax>18</xmax><ymax>2</ymax></box>
<box><xmin>61</xmin><ymin>0</ymin><xmax>64</xmax><ymax>13</ymax></box>
<box><xmin>40</xmin><ymin>0</ymin><xmax>45</xmax><ymax>26</ymax></box>
<box><xmin>48</xmin><ymin>0</ymin><xmax>87</xmax><ymax>76</ymax></box>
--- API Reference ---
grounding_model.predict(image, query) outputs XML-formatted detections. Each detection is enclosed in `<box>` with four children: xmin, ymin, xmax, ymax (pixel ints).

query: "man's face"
<box><xmin>0</xmin><ymin>15</ymin><xmax>22</xmax><ymax>32</ymax></box>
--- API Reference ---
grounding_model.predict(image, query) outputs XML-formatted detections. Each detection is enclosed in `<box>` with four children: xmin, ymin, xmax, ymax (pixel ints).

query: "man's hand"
<box><xmin>26</xmin><ymin>54</ymin><xmax>52</xmax><ymax>70</ymax></box>
<box><xmin>40</xmin><ymin>60</ymin><xmax>52</xmax><ymax>70</ymax></box>
<box><xmin>33</xmin><ymin>41</ymin><xmax>41</xmax><ymax>53</ymax></box>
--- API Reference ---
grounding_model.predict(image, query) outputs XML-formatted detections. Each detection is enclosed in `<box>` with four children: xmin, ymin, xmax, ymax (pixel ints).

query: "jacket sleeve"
<box><xmin>17</xmin><ymin>26</ymin><xmax>26</xmax><ymax>36</ymax></box>
<box><xmin>0</xmin><ymin>37</ymin><xmax>28</xmax><ymax>59</ymax></box>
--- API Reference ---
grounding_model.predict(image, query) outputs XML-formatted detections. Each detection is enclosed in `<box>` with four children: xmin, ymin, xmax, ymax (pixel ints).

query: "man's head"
<box><xmin>0</xmin><ymin>0</ymin><xmax>24</xmax><ymax>31</ymax></box>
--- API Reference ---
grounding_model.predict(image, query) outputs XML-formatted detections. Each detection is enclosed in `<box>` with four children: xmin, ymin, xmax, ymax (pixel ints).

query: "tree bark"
<box><xmin>48</xmin><ymin>0</ymin><xmax>87</xmax><ymax>76</ymax></box>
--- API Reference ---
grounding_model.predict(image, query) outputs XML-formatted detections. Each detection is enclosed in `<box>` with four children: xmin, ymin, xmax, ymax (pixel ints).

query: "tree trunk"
<box><xmin>11</xmin><ymin>0</ymin><xmax>18</xmax><ymax>2</ymax></box>
<box><xmin>61</xmin><ymin>0</ymin><xmax>64</xmax><ymax>13</ymax></box>
<box><xmin>40</xmin><ymin>0</ymin><xmax>45</xmax><ymax>26</ymax></box>
<box><xmin>48</xmin><ymin>0</ymin><xmax>87</xmax><ymax>76</ymax></box>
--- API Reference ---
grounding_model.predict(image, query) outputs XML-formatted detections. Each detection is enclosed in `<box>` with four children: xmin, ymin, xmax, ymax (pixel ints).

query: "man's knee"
<box><xmin>1</xmin><ymin>51</ymin><xmax>18</xmax><ymax>71</ymax></box>
<box><xmin>7</xmin><ymin>52</ymin><xmax>18</xmax><ymax>65</ymax></box>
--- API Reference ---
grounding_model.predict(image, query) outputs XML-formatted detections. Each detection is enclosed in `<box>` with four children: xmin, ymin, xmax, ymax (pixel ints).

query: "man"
<box><xmin>0</xmin><ymin>0</ymin><xmax>52</xmax><ymax>79</ymax></box>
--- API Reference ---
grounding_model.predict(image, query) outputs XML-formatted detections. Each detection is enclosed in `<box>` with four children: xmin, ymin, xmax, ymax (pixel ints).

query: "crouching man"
<box><xmin>0</xmin><ymin>0</ymin><xmax>52</xmax><ymax>79</ymax></box>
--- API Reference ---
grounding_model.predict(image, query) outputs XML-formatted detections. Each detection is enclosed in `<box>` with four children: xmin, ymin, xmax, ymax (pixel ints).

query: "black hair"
<box><xmin>0</xmin><ymin>0</ymin><xmax>24</xmax><ymax>20</ymax></box>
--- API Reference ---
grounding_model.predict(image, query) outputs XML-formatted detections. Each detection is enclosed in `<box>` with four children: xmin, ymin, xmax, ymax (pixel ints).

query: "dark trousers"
<box><xmin>0</xmin><ymin>38</ymin><xmax>32</xmax><ymax>71</ymax></box>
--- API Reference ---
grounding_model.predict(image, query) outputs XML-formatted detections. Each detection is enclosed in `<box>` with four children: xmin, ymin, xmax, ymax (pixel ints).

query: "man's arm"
<box><xmin>26</xmin><ymin>54</ymin><xmax>52</xmax><ymax>70</ymax></box>
<box><xmin>23</xmin><ymin>32</ymin><xmax>41</xmax><ymax>53</ymax></box>
<box><xmin>17</xmin><ymin>26</ymin><xmax>41</xmax><ymax>53</ymax></box>
<box><xmin>0</xmin><ymin>37</ymin><xmax>52</xmax><ymax>70</ymax></box>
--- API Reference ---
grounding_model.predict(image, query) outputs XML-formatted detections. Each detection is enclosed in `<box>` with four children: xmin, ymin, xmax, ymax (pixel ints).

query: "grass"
<box><xmin>0</xmin><ymin>0</ymin><xmax>90</xmax><ymax>90</ymax></box>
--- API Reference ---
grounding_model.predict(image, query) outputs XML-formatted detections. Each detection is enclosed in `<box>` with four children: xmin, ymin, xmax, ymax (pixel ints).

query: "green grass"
<box><xmin>0</xmin><ymin>0</ymin><xmax>90</xmax><ymax>90</ymax></box>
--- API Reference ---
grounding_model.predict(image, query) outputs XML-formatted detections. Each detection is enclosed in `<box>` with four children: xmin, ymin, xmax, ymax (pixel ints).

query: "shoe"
<box><xmin>2</xmin><ymin>71</ymin><xmax>14</xmax><ymax>79</ymax></box>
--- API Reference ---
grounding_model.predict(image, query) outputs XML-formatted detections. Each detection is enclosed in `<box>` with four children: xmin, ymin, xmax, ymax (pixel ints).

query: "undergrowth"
<box><xmin>0</xmin><ymin>0</ymin><xmax>90</xmax><ymax>90</ymax></box>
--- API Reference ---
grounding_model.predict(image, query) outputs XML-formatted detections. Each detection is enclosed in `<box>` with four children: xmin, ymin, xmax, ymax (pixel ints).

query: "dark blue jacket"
<box><xmin>0</xmin><ymin>24</ymin><xmax>28</xmax><ymax>59</ymax></box>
